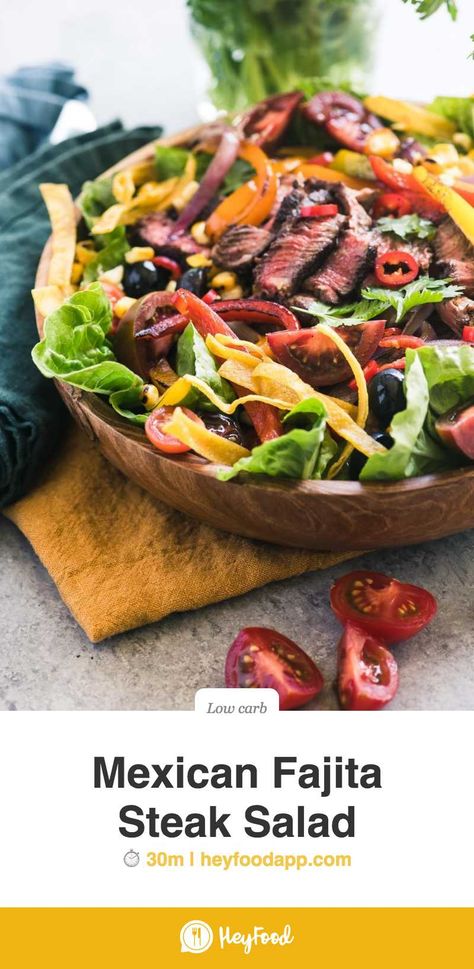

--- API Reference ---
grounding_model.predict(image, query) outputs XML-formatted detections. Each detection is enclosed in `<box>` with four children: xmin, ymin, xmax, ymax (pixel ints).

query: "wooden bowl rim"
<box><xmin>34</xmin><ymin>127</ymin><xmax>474</xmax><ymax>500</ymax></box>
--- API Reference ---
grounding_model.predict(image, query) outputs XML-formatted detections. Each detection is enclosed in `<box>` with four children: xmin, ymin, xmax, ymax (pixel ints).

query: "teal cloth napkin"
<box><xmin>0</xmin><ymin>121</ymin><xmax>162</xmax><ymax>508</ymax></box>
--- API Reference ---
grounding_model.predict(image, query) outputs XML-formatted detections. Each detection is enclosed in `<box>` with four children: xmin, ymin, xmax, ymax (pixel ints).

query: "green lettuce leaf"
<box><xmin>154</xmin><ymin>145</ymin><xmax>190</xmax><ymax>180</ymax></box>
<box><xmin>83</xmin><ymin>227</ymin><xmax>130</xmax><ymax>283</ymax></box>
<box><xmin>218</xmin><ymin>398</ymin><xmax>335</xmax><ymax>481</ymax></box>
<box><xmin>430</xmin><ymin>96</ymin><xmax>474</xmax><ymax>138</ymax></box>
<box><xmin>412</xmin><ymin>343</ymin><xmax>474</xmax><ymax>415</ymax></box>
<box><xmin>376</xmin><ymin>214</ymin><xmax>436</xmax><ymax>241</ymax></box>
<box><xmin>32</xmin><ymin>283</ymin><xmax>144</xmax><ymax>406</ymax></box>
<box><xmin>176</xmin><ymin>323</ymin><xmax>235</xmax><ymax>411</ymax></box>
<box><xmin>78</xmin><ymin>177</ymin><xmax>115</xmax><ymax>228</ymax></box>
<box><xmin>362</xmin><ymin>276</ymin><xmax>463</xmax><ymax>323</ymax></box>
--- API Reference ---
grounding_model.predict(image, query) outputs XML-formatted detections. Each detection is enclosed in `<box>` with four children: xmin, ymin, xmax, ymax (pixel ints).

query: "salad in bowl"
<box><xmin>33</xmin><ymin>87</ymin><xmax>474</xmax><ymax>487</ymax></box>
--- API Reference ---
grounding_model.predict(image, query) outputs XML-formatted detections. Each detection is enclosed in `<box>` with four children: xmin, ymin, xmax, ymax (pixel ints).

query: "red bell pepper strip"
<box><xmin>373</xmin><ymin>191</ymin><xmax>413</xmax><ymax>219</ymax></box>
<box><xmin>307</xmin><ymin>152</ymin><xmax>334</xmax><ymax>166</ymax></box>
<box><xmin>370</xmin><ymin>156</ymin><xmax>445</xmax><ymax>220</ymax></box>
<box><xmin>462</xmin><ymin>325</ymin><xmax>474</xmax><ymax>342</ymax></box>
<box><xmin>173</xmin><ymin>289</ymin><xmax>283</xmax><ymax>441</ymax></box>
<box><xmin>300</xmin><ymin>203</ymin><xmax>339</xmax><ymax>218</ymax></box>
<box><xmin>348</xmin><ymin>358</ymin><xmax>379</xmax><ymax>391</ymax></box>
<box><xmin>202</xmin><ymin>289</ymin><xmax>219</xmax><ymax>304</ymax></box>
<box><xmin>214</xmin><ymin>298</ymin><xmax>300</xmax><ymax>331</ymax></box>
<box><xmin>151</xmin><ymin>255</ymin><xmax>182</xmax><ymax>279</ymax></box>
<box><xmin>379</xmin><ymin>334</ymin><xmax>424</xmax><ymax>349</ymax></box>
<box><xmin>375</xmin><ymin>249</ymin><xmax>419</xmax><ymax>287</ymax></box>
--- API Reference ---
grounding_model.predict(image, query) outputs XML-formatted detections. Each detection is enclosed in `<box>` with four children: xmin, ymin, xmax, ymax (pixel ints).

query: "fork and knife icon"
<box><xmin>192</xmin><ymin>925</ymin><xmax>202</xmax><ymax>947</ymax></box>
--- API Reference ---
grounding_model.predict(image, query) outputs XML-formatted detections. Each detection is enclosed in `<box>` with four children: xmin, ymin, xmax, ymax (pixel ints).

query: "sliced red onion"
<box><xmin>170</xmin><ymin>129</ymin><xmax>240</xmax><ymax>237</ymax></box>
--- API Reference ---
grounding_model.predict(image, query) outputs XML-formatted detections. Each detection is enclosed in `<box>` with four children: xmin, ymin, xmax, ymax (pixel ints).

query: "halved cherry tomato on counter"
<box><xmin>337</xmin><ymin>622</ymin><xmax>399</xmax><ymax>711</ymax></box>
<box><xmin>373</xmin><ymin>191</ymin><xmax>413</xmax><ymax>219</ymax></box>
<box><xmin>330</xmin><ymin>570</ymin><xmax>437</xmax><ymax>644</ymax></box>
<box><xmin>145</xmin><ymin>406</ymin><xmax>204</xmax><ymax>454</ymax></box>
<box><xmin>374</xmin><ymin>249</ymin><xmax>419</xmax><ymax>287</ymax></box>
<box><xmin>225</xmin><ymin>627</ymin><xmax>324</xmax><ymax>710</ymax></box>
<box><xmin>300</xmin><ymin>203</ymin><xmax>339</xmax><ymax>218</ymax></box>
<box><xmin>378</xmin><ymin>334</ymin><xmax>424</xmax><ymax>349</ymax></box>
<box><xmin>267</xmin><ymin>321</ymin><xmax>386</xmax><ymax>388</ymax></box>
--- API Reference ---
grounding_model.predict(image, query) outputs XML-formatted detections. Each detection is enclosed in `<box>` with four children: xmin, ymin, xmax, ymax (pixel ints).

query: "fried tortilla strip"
<box><xmin>40</xmin><ymin>183</ymin><xmax>76</xmax><ymax>288</ymax></box>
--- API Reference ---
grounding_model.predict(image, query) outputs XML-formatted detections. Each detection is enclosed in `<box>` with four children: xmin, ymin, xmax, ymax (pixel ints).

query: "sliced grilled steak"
<box><xmin>212</xmin><ymin>224</ymin><xmax>273</xmax><ymax>270</ymax></box>
<box><xmin>434</xmin><ymin>217</ymin><xmax>474</xmax><ymax>295</ymax></box>
<box><xmin>438</xmin><ymin>296</ymin><xmax>474</xmax><ymax>337</ymax></box>
<box><xmin>268</xmin><ymin>183</ymin><xmax>306</xmax><ymax>234</ymax></box>
<box><xmin>302</xmin><ymin>184</ymin><xmax>375</xmax><ymax>304</ymax></box>
<box><xmin>132</xmin><ymin>212</ymin><xmax>206</xmax><ymax>262</ymax></box>
<box><xmin>253</xmin><ymin>212</ymin><xmax>346</xmax><ymax>299</ymax></box>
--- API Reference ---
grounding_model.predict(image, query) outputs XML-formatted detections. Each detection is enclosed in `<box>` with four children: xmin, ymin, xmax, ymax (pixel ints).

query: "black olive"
<box><xmin>123</xmin><ymin>261</ymin><xmax>169</xmax><ymax>299</ymax></box>
<box><xmin>178</xmin><ymin>267</ymin><xmax>208</xmax><ymax>297</ymax></box>
<box><xmin>203</xmin><ymin>414</ymin><xmax>246</xmax><ymax>447</ymax></box>
<box><xmin>348</xmin><ymin>430</ymin><xmax>393</xmax><ymax>480</ymax></box>
<box><xmin>368</xmin><ymin>368</ymin><xmax>406</xmax><ymax>429</ymax></box>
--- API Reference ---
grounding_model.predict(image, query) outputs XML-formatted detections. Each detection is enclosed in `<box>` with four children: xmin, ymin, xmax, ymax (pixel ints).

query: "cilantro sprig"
<box><xmin>376</xmin><ymin>214</ymin><xmax>436</xmax><ymax>241</ymax></box>
<box><xmin>294</xmin><ymin>277</ymin><xmax>463</xmax><ymax>327</ymax></box>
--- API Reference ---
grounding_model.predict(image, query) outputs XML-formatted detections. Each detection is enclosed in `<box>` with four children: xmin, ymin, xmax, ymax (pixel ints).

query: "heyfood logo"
<box><xmin>179</xmin><ymin>920</ymin><xmax>294</xmax><ymax>956</ymax></box>
<box><xmin>180</xmin><ymin>920</ymin><xmax>214</xmax><ymax>954</ymax></box>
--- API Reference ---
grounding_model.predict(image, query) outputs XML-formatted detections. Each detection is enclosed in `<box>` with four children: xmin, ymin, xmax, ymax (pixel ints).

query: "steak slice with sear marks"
<box><xmin>132</xmin><ymin>212</ymin><xmax>206</xmax><ymax>262</ymax></box>
<box><xmin>253</xmin><ymin>212</ymin><xmax>346</xmax><ymax>300</ymax></box>
<box><xmin>302</xmin><ymin>184</ymin><xmax>376</xmax><ymax>304</ymax></box>
<box><xmin>212</xmin><ymin>224</ymin><xmax>273</xmax><ymax>270</ymax></box>
<box><xmin>438</xmin><ymin>295</ymin><xmax>474</xmax><ymax>336</ymax></box>
<box><xmin>434</xmin><ymin>217</ymin><xmax>474</xmax><ymax>296</ymax></box>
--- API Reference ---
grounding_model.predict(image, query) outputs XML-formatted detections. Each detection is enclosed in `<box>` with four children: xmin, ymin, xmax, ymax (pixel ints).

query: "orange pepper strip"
<box><xmin>296</xmin><ymin>163</ymin><xmax>374</xmax><ymax>191</ymax></box>
<box><xmin>206</xmin><ymin>142</ymin><xmax>277</xmax><ymax>240</ymax></box>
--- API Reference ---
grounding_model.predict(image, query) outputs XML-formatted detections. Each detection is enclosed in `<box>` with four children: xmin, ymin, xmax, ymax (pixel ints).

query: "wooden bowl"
<box><xmin>35</xmin><ymin>130</ymin><xmax>474</xmax><ymax>551</ymax></box>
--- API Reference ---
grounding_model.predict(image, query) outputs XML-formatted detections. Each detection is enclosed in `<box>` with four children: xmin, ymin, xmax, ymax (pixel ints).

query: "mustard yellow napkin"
<box><xmin>4</xmin><ymin>425</ymin><xmax>357</xmax><ymax>642</ymax></box>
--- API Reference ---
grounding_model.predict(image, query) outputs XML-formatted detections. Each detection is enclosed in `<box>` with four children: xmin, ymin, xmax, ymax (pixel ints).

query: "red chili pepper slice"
<box><xmin>307</xmin><ymin>152</ymin><xmax>334</xmax><ymax>166</ymax></box>
<box><xmin>151</xmin><ymin>255</ymin><xmax>182</xmax><ymax>279</ymax></box>
<box><xmin>379</xmin><ymin>334</ymin><xmax>424</xmax><ymax>349</ymax></box>
<box><xmin>375</xmin><ymin>249</ymin><xmax>419</xmax><ymax>287</ymax></box>
<box><xmin>202</xmin><ymin>289</ymin><xmax>219</xmax><ymax>304</ymax></box>
<box><xmin>348</xmin><ymin>358</ymin><xmax>379</xmax><ymax>391</ymax></box>
<box><xmin>462</xmin><ymin>325</ymin><xmax>474</xmax><ymax>342</ymax></box>
<box><xmin>373</xmin><ymin>191</ymin><xmax>413</xmax><ymax>219</ymax></box>
<box><xmin>300</xmin><ymin>203</ymin><xmax>339</xmax><ymax>218</ymax></box>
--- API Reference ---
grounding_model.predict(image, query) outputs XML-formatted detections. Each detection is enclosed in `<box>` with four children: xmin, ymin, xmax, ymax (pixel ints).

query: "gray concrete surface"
<box><xmin>1</xmin><ymin>515</ymin><xmax>473</xmax><ymax>710</ymax></box>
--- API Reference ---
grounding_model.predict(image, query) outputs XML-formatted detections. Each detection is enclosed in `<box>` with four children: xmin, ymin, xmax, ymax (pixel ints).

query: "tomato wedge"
<box><xmin>337</xmin><ymin>622</ymin><xmax>399</xmax><ymax>711</ymax></box>
<box><xmin>145</xmin><ymin>406</ymin><xmax>204</xmax><ymax>454</ymax></box>
<box><xmin>330</xmin><ymin>570</ymin><xmax>437</xmax><ymax>643</ymax></box>
<box><xmin>267</xmin><ymin>321</ymin><xmax>385</xmax><ymax>388</ymax></box>
<box><xmin>225</xmin><ymin>627</ymin><xmax>324</xmax><ymax>710</ymax></box>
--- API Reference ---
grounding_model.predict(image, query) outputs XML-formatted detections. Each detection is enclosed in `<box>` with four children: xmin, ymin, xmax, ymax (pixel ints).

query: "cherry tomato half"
<box><xmin>373</xmin><ymin>191</ymin><xmax>413</xmax><ymax>219</ymax></box>
<box><xmin>145</xmin><ymin>406</ymin><xmax>204</xmax><ymax>454</ymax></box>
<box><xmin>375</xmin><ymin>249</ymin><xmax>419</xmax><ymax>287</ymax></box>
<box><xmin>330</xmin><ymin>570</ymin><xmax>437</xmax><ymax>644</ymax></box>
<box><xmin>225</xmin><ymin>627</ymin><xmax>324</xmax><ymax>710</ymax></box>
<box><xmin>337</xmin><ymin>622</ymin><xmax>399</xmax><ymax>711</ymax></box>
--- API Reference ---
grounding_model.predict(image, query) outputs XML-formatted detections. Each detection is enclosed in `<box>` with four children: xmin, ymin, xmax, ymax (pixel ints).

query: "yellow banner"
<box><xmin>1</xmin><ymin>908</ymin><xmax>471</xmax><ymax>966</ymax></box>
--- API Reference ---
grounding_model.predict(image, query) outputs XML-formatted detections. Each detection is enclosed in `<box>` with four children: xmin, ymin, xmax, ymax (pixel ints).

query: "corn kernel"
<box><xmin>223</xmin><ymin>285</ymin><xmax>243</xmax><ymax>299</ymax></box>
<box><xmin>165</xmin><ymin>280</ymin><xmax>177</xmax><ymax>293</ymax></box>
<box><xmin>187</xmin><ymin>253</ymin><xmax>213</xmax><ymax>268</ymax></box>
<box><xmin>125</xmin><ymin>246</ymin><xmax>155</xmax><ymax>264</ymax></box>
<box><xmin>75</xmin><ymin>241</ymin><xmax>96</xmax><ymax>266</ymax></box>
<box><xmin>71</xmin><ymin>262</ymin><xmax>84</xmax><ymax>284</ymax></box>
<box><xmin>142</xmin><ymin>384</ymin><xmax>160</xmax><ymax>411</ymax></box>
<box><xmin>99</xmin><ymin>265</ymin><xmax>124</xmax><ymax>285</ymax></box>
<box><xmin>210</xmin><ymin>271</ymin><xmax>237</xmax><ymax>290</ymax></box>
<box><xmin>114</xmin><ymin>296</ymin><xmax>136</xmax><ymax>319</ymax></box>
<box><xmin>191</xmin><ymin>220</ymin><xmax>210</xmax><ymax>245</ymax></box>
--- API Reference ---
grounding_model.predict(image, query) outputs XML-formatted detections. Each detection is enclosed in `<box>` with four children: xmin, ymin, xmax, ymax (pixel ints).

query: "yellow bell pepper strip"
<box><xmin>164</xmin><ymin>407</ymin><xmax>250</xmax><ymax>465</ymax></box>
<box><xmin>413</xmin><ymin>166</ymin><xmax>474</xmax><ymax>245</ymax></box>
<box><xmin>205</xmin><ymin>142</ymin><xmax>277</xmax><ymax>240</ymax></box>
<box><xmin>39</xmin><ymin>183</ymin><xmax>76</xmax><ymax>290</ymax></box>
<box><xmin>315</xmin><ymin>323</ymin><xmax>370</xmax><ymax>478</ymax></box>
<box><xmin>296</xmin><ymin>163</ymin><xmax>373</xmax><ymax>190</ymax></box>
<box><xmin>363</xmin><ymin>96</ymin><xmax>456</xmax><ymax>141</ymax></box>
<box><xmin>330</xmin><ymin>150</ymin><xmax>375</xmax><ymax>181</ymax></box>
